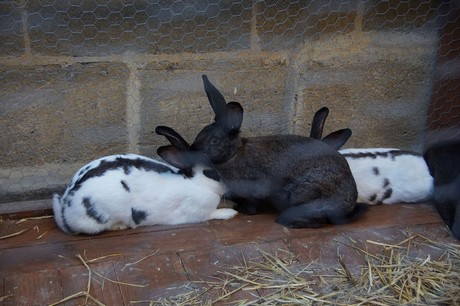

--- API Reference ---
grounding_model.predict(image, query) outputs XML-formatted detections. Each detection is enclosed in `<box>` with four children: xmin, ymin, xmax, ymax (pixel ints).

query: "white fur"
<box><xmin>339</xmin><ymin>148</ymin><xmax>433</xmax><ymax>204</ymax></box>
<box><xmin>52</xmin><ymin>154</ymin><xmax>237</xmax><ymax>235</ymax></box>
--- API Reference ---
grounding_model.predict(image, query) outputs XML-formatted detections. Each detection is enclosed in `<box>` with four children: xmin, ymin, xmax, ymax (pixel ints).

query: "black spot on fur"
<box><xmin>342</xmin><ymin>150</ymin><xmax>421</xmax><ymax>160</ymax></box>
<box><xmin>131</xmin><ymin>208</ymin><xmax>148</xmax><ymax>225</ymax></box>
<box><xmin>383</xmin><ymin>178</ymin><xmax>390</xmax><ymax>188</ymax></box>
<box><xmin>70</xmin><ymin>157</ymin><xmax>174</xmax><ymax>193</ymax></box>
<box><xmin>369</xmin><ymin>194</ymin><xmax>377</xmax><ymax>202</ymax></box>
<box><xmin>121</xmin><ymin>180</ymin><xmax>130</xmax><ymax>192</ymax></box>
<box><xmin>203</xmin><ymin>169</ymin><xmax>220</xmax><ymax>181</ymax></box>
<box><xmin>61</xmin><ymin>205</ymin><xmax>76</xmax><ymax>234</ymax></box>
<box><xmin>372</xmin><ymin>167</ymin><xmax>380</xmax><ymax>176</ymax></box>
<box><xmin>178</xmin><ymin>169</ymin><xmax>194</xmax><ymax>178</ymax></box>
<box><xmin>78</xmin><ymin>165</ymin><xmax>91</xmax><ymax>177</ymax></box>
<box><xmin>82</xmin><ymin>197</ymin><xmax>108</xmax><ymax>224</ymax></box>
<box><xmin>382</xmin><ymin>188</ymin><xmax>393</xmax><ymax>201</ymax></box>
<box><xmin>63</xmin><ymin>198</ymin><xmax>72</xmax><ymax>207</ymax></box>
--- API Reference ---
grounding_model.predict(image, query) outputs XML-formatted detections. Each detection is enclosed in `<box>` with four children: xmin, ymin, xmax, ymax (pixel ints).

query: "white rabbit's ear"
<box><xmin>226</xmin><ymin>102</ymin><xmax>243</xmax><ymax>132</ymax></box>
<box><xmin>310</xmin><ymin>107</ymin><xmax>329</xmax><ymax>139</ymax></box>
<box><xmin>202</xmin><ymin>75</ymin><xmax>228</xmax><ymax>125</ymax></box>
<box><xmin>322</xmin><ymin>128</ymin><xmax>352</xmax><ymax>150</ymax></box>
<box><xmin>155</xmin><ymin>126</ymin><xmax>190</xmax><ymax>150</ymax></box>
<box><xmin>157</xmin><ymin>146</ymin><xmax>193</xmax><ymax>171</ymax></box>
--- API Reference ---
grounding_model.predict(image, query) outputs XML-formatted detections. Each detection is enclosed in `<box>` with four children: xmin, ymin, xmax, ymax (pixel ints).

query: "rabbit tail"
<box><xmin>276</xmin><ymin>200</ymin><xmax>367</xmax><ymax>228</ymax></box>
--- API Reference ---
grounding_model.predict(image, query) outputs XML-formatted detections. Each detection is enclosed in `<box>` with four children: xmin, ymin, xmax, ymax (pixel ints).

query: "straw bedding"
<box><xmin>149</xmin><ymin>234</ymin><xmax>460</xmax><ymax>305</ymax></box>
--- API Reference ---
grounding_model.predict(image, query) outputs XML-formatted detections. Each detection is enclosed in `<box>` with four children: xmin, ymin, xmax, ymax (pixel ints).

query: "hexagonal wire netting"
<box><xmin>0</xmin><ymin>0</ymin><xmax>459</xmax><ymax>204</ymax></box>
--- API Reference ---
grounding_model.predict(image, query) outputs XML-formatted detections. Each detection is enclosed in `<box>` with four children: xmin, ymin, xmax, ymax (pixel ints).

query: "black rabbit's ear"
<box><xmin>155</xmin><ymin>126</ymin><xmax>190</xmax><ymax>150</ymax></box>
<box><xmin>202</xmin><ymin>75</ymin><xmax>228</xmax><ymax>124</ymax></box>
<box><xmin>310</xmin><ymin>107</ymin><xmax>329</xmax><ymax>139</ymax></box>
<box><xmin>157</xmin><ymin>145</ymin><xmax>193</xmax><ymax>171</ymax></box>
<box><xmin>322</xmin><ymin>128</ymin><xmax>352</xmax><ymax>150</ymax></box>
<box><xmin>226</xmin><ymin>102</ymin><xmax>243</xmax><ymax>132</ymax></box>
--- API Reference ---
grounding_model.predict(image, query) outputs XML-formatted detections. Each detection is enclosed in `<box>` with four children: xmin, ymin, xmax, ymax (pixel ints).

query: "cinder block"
<box><xmin>256</xmin><ymin>0</ymin><xmax>359</xmax><ymax>51</ymax></box>
<box><xmin>256</xmin><ymin>0</ymin><xmax>446</xmax><ymax>52</ymax></box>
<box><xmin>138</xmin><ymin>56</ymin><xmax>289</xmax><ymax>157</ymax></box>
<box><xmin>292</xmin><ymin>33</ymin><xmax>437</xmax><ymax>151</ymax></box>
<box><xmin>0</xmin><ymin>62</ymin><xmax>129</xmax><ymax>200</ymax></box>
<box><xmin>362</xmin><ymin>0</ymin><xmax>446</xmax><ymax>30</ymax></box>
<box><xmin>0</xmin><ymin>1</ymin><xmax>25</xmax><ymax>56</ymax></box>
<box><xmin>26</xmin><ymin>1</ymin><xmax>252</xmax><ymax>56</ymax></box>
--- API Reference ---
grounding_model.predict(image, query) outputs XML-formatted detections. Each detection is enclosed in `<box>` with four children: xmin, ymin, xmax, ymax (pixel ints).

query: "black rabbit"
<box><xmin>309</xmin><ymin>106</ymin><xmax>352</xmax><ymax>150</ymax></box>
<box><xmin>157</xmin><ymin>75</ymin><xmax>365</xmax><ymax>228</ymax></box>
<box><xmin>424</xmin><ymin>139</ymin><xmax>460</xmax><ymax>240</ymax></box>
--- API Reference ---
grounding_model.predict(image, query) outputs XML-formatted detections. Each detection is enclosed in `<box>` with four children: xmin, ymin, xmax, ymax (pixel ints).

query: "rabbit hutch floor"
<box><xmin>1</xmin><ymin>200</ymin><xmax>459</xmax><ymax>305</ymax></box>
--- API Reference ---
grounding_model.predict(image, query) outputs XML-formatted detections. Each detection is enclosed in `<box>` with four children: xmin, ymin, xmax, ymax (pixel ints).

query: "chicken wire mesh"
<box><xmin>0</xmin><ymin>0</ymin><xmax>459</xmax><ymax>204</ymax></box>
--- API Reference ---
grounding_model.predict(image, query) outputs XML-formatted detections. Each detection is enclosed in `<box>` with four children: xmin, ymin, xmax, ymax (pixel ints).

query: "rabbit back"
<box><xmin>213</xmin><ymin>134</ymin><xmax>359</xmax><ymax>226</ymax></box>
<box><xmin>340</xmin><ymin>148</ymin><xmax>433</xmax><ymax>204</ymax></box>
<box><xmin>53</xmin><ymin>154</ymin><xmax>231</xmax><ymax>235</ymax></box>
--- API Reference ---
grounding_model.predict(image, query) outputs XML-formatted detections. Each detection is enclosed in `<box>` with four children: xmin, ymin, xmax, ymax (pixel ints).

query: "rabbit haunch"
<box><xmin>172</xmin><ymin>75</ymin><xmax>364</xmax><ymax>228</ymax></box>
<box><xmin>424</xmin><ymin>139</ymin><xmax>460</xmax><ymax>240</ymax></box>
<box><xmin>52</xmin><ymin>153</ymin><xmax>237</xmax><ymax>235</ymax></box>
<box><xmin>339</xmin><ymin>148</ymin><xmax>433</xmax><ymax>205</ymax></box>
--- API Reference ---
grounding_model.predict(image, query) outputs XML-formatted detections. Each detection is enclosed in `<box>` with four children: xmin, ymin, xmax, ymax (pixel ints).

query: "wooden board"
<box><xmin>0</xmin><ymin>201</ymin><xmax>456</xmax><ymax>305</ymax></box>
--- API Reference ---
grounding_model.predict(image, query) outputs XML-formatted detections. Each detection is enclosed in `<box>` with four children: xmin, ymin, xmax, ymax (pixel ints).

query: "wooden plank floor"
<box><xmin>0</xmin><ymin>201</ymin><xmax>457</xmax><ymax>305</ymax></box>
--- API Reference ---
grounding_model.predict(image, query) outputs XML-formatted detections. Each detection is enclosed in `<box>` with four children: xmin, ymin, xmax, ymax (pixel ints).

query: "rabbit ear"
<box><xmin>155</xmin><ymin>126</ymin><xmax>190</xmax><ymax>150</ymax></box>
<box><xmin>202</xmin><ymin>75</ymin><xmax>228</xmax><ymax>125</ymax></box>
<box><xmin>310</xmin><ymin>107</ymin><xmax>329</xmax><ymax>139</ymax></box>
<box><xmin>322</xmin><ymin>128</ymin><xmax>352</xmax><ymax>150</ymax></box>
<box><xmin>157</xmin><ymin>145</ymin><xmax>193</xmax><ymax>171</ymax></box>
<box><xmin>226</xmin><ymin>102</ymin><xmax>243</xmax><ymax>131</ymax></box>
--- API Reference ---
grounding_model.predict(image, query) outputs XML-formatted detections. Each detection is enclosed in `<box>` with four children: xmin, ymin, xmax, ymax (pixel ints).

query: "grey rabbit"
<box><xmin>424</xmin><ymin>139</ymin><xmax>460</xmax><ymax>240</ymax></box>
<box><xmin>157</xmin><ymin>75</ymin><xmax>366</xmax><ymax>228</ymax></box>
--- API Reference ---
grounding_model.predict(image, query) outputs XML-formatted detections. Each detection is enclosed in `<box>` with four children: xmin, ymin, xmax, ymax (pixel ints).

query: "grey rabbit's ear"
<box><xmin>157</xmin><ymin>145</ymin><xmax>193</xmax><ymax>171</ymax></box>
<box><xmin>226</xmin><ymin>102</ymin><xmax>243</xmax><ymax>132</ymax></box>
<box><xmin>310</xmin><ymin>107</ymin><xmax>329</xmax><ymax>139</ymax></box>
<box><xmin>155</xmin><ymin>126</ymin><xmax>190</xmax><ymax>150</ymax></box>
<box><xmin>202</xmin><ymin>75</ymin><xmax>228</xmax><ymax>125</ymax></box>
<box><xmin>322</xmin><ymin>128</ymin><xmax>352</xmax><ymax>150</ymax></box>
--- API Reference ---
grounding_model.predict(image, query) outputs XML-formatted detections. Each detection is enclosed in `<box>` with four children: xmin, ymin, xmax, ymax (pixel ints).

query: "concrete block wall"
<box><xmin>0</xmin><ymin>0</ymin><xmax>450</xmax><ymax>203</ymax></box>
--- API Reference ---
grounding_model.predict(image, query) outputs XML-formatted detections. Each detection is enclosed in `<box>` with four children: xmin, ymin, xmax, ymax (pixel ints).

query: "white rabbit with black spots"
<box><xmin>52</xmin><ymin>145</ymin><xmax>237</xmax><ymax>235</ymax></box>
<box><xmin>339</xmin><ymin>148</ymin><xmax>433</xmax><ymax>204</ymax></box>
<box><xmin>309</xmin><ymin>107</ymin><xmax>433</xmax><ymax>205</ymax></box>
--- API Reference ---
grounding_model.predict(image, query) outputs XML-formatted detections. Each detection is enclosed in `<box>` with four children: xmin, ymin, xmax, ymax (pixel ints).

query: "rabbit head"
<box><xmin>190</xmin><ymin>75</ymin><xmax>244</xmax><ymax>164</ymax></box>
<box><xmin>155</xmin><ymin>125</ymin><xmax>222</xmax><ymax>182</ymax></box>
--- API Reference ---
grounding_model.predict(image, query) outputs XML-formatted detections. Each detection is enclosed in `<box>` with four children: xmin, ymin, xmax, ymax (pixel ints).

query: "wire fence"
<box><xmin>0</xmin><ymin>0</ymin><xmax>459</xmax><ymax>203</ymax></box>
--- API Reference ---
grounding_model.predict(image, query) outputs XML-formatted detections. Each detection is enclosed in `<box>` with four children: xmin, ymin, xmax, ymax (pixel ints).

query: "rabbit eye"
<box><xmin>210</xmin><ymin>137</ymin><xmax>220</xmax><ymax>145</ymax></box>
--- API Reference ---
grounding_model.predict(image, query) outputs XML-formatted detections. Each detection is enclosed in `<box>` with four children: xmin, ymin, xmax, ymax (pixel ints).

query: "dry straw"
<box><xmin>144</xmin><ymin>234</ymin><xmax>460</xmax><ymax>305</ymax></box>
<box><xmin>50</xmin><ymin>252</ymin><xmax>150</xmax><ymax>306</ymax></box>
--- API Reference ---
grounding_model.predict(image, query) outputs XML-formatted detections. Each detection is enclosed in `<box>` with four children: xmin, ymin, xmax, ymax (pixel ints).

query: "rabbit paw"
<box><xmin>210</xmin><ymin>208</ymin><xmax>238</xmax><ymax>220</ymax></box>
